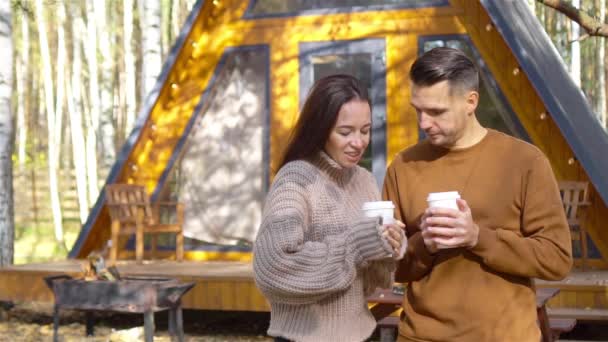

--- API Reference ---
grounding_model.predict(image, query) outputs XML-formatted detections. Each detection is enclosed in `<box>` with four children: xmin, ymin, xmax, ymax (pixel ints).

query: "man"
<box><xmin>382</xmin><ymin>47</ymin><xmax>572</xmax><ymax>341</ymax></box>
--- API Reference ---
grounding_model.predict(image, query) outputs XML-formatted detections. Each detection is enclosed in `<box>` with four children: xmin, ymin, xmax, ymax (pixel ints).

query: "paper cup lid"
<box><xmin>362</xmin><ymin>201</ymin><xmax>395</xmax><ymax>210</ymax></box>
<box><xmin>427</xmin><ymin>191</ymin><xmax>461</xmax><ymax>201</ymax></box>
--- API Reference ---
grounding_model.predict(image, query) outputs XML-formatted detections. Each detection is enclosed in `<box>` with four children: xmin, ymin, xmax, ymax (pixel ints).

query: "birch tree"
<box><xmin>570</xmin><ymin>0</ymin><xmax>582</xmax><ymax>86</ymax></box>
<box><xmin>68</xmin><ymin>1</ymin><xmax>89</xmax><ymax>224</ymax></box>
<box><xmin>16</xmin><ymin>14</ymin><xmax>28</xmax><ymax>169</ymax></box>
<box><xmin>124</xmin><ymin>0</ymin><xmax>137</xmax><ymax>135</ymax></box>
<box><xmin>171</xmin><ymin>0</ymin><xmax>181</xmax><ymax>42</ymax></box>
<box><xmin>527</xmin><ymin>0</ymin><xmax>537</xmax><ymax>14</ymax></box>
<box><xmin>95</xmin><ymin>0</ymin><xmax>116</xmax><ymax>170</ymax></box>
<box><xmin>84</xmin><ymin>0</ymin><xmax>99</xmax><ymax>204</ymax></box>
<box><xmin>35</xmin><ymin>0</ymin><xmax>65</xmax><ymax>249</ymax></box>
<box><xmin>139</xmin><ymin>0</ymin><xmax>162</xmax><ymax>100</ymax></box>
<box><xmin>598</xmin><ymin>0</ymin><xmax>606</xmax><ymax>125</ymax></box>
<box><xmin>0</xmin><ymin>0</ymin><xmax>14</xmax><ymax>266</ymax></box>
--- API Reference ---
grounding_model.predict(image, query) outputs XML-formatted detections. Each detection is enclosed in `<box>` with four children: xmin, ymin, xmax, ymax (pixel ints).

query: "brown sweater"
<box><xmin>382</xmin><ymin>129</ymin><xmax>572</xmax><ymax>342</ymax></box>
<box><xmin>253</xmin><ymin>152</ymin><xmax>395</xmax><ymax>342</ymax></box>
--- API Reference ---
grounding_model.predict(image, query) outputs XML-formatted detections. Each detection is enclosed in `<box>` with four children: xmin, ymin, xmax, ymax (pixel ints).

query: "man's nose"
<box><xmin>419</xmin><ymin>112</ymin><xmax>432</xmax><ymax>130</ymax></box>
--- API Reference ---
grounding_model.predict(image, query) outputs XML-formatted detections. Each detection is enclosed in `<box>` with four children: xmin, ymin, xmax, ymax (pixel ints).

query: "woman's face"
<box><xmin>324</xmin><ymin>99</ymin><xmax>371</xmax><ymax>169</ymax></box>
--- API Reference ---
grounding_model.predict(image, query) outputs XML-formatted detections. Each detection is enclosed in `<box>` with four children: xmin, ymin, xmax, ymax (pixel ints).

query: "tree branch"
<box><xmin>536</xmin><ymin>0</ymin><xmax>608</xmax><ymax>38</ymax></box>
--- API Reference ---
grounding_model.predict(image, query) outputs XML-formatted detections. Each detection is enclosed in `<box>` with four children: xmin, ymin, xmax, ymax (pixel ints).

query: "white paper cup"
<box><xmin>427</xmin><ymin>191</ymin><xmax>461</xmax><ymax>210</ymax></box>
<box><xmin>362</xmin><ymin>201</ymin><xmax>395</xmax><ymax>225</ymax></box>
<box><xmin>426</xmin><ymin>192</ymin><xmax>461</xmax><ymax>250</ymax></box>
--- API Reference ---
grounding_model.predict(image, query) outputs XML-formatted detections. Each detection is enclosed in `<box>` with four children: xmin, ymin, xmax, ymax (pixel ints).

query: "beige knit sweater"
<box><xmin>253</xmin><ymin>152</ymin><xmax>396</xmax><ymax>342</ymax></box>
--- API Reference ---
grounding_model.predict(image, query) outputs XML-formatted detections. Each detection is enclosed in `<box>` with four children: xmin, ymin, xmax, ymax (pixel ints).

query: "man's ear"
<box><xmin>465</xmin><ymin>90</ymin><xmax>479</xmax><ymax>115</ymax></box>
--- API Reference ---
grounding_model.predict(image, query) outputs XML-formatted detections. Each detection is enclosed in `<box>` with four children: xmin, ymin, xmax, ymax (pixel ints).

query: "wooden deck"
<box><xmin>0</xmin><ymin>260</ymin><xmax>269</xmax><ymax>312</ymax></box>
<box><xmin>536</xmin><ymin>270</ymin><xmax>608</xmax><ymax>320</ymax></box>
<box><xmin>2</xmin><ymin>260</ymin><xmax>608</xmax><ymax>320</ymax></box>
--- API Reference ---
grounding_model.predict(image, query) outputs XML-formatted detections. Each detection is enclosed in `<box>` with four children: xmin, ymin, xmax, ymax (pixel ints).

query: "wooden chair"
<box><xmin>558</xmin><ymin>181</ymin><xmax>590</xmax><ymax>269</ymax></box>
<box><xmin>105</xmin><ymin>184</ymin><xmax>184</xmax><ymax>264</ymax></box>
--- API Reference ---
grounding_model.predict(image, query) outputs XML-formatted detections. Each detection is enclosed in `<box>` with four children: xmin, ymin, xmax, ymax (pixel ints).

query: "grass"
<box><xmin>13</xmin><ymin>221</ymin><xmax>81</xmax><ymax>264</ymax></box>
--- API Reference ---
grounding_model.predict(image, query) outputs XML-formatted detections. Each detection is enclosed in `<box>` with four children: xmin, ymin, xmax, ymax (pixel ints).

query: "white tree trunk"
<box><xmin>598</xmin><ymin>0</ymin><xmax>606</xmax><ymax>127</ymax></box>
<box><xmin>0</xmin><ymin>0</ymin><xmax>14</xmax><ymax>266</ymax></box>
<box><xmin>95</xmin><ymin>0</ymin><xmax>116</xmax><ymax>170</ymax></box>
<box><xmin>55</xmin><ymin>3</ymin><xmax>65</xmax><ymax>164</ymax></box>
<box><xmin>16</xmin><ymin>16</ymin><xmax>28</xmax><ymax>169</ymax></box>
<box><xmin>35</xmin><ymin>0</ymin><xmax>65</xmax><ymax>247</ymax></box>
<box><xmin>139</xmin><ymin>0</ymin><xmax>162</xmax><ymax>100</ymax></box>
<box><xmin>124</xmin><ymin>0</ymin><xmax>137</xmax><ymax>136</ymax></box>
<box><xmin>526</xmin><ymin>0</ymin><xmax>536</xmax><ymax>15</ymax></box>
<box><xmin>570</xmin><ymin>0</ymin><xmax>581</xmax><ymax>87</ymax></box>
<box><xmin>68</xmin><ymin>2</ymin><xmax>90</xmax><ymax>224</ymax></box>
<box><xmin>171</xmin><ymin>0</ymin><xmax>181</xmax><ymax>41</ymax></box>
<box><xmin>186</xmin><ymin>0</ymin><xmax>197</xmax><ymax>11</ymax></box>
<box><xmin>85</xmin><ymin>0</ymin><xmax>100</xmax><ymax>204</ymax></box>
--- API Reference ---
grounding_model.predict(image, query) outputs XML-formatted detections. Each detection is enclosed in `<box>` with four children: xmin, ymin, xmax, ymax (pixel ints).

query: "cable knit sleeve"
<box><xmin>359</xmin><ymin>169</ymin><xmax>397</xmax><ymax>295</ymax></box>
<box><xmin>253</xmin><ymin>163</ymin><xmax>393</xmax><ymax>305</ymax></box>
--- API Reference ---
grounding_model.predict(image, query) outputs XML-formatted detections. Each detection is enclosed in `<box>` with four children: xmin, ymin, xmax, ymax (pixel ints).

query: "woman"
<box><xmin>253</xmin><ymin>74</ymin><xmax>406</xmax><ymax>342</ymax></box>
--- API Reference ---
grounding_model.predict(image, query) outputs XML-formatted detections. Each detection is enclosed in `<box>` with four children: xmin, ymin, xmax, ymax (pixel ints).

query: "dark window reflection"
<box><xmin>423</xmin><ymin>38</ymin><xmax>519</xmax><ymax>137</ymax></box>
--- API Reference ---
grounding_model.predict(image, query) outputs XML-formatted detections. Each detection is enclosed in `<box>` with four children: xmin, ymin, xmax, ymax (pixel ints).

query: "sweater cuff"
<box><xmin>348</xmin><ymin>217</ymin><xmax>393</xmax><ymax>266</ymax></box>
<box><xmin>469</xmin><ymin>225</ymin><xmax>498</xmax><ymax>257</ymax></box>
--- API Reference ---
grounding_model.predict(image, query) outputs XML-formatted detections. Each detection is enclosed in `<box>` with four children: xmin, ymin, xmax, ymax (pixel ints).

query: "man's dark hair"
<box><xmin>410</xmin><ymin>47</ymin><xmax>479</xmax><ymax>94</ymax></box>
<box><xmin>279</xmin><ymin>74</ymin><xmax>371</xmax><ymax>169</ymax></box>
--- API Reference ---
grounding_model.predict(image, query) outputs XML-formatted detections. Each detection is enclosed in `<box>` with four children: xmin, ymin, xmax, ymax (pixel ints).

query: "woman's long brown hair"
<box><xmin>278</xmin><ymin>74</ymin><xmax>371</xmax><ymax>170</ymax></box>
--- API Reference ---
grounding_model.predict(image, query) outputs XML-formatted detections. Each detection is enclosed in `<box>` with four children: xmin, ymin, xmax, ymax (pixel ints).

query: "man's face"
<box><xmin>410</xmin><ymin>80</ymin><xmax>477</xmax><ymax>149</ymax></box>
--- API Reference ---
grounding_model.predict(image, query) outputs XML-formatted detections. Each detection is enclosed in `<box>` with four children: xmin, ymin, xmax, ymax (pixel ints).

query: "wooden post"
<box><xmin>110</xmin><ymin>220</ymin><xmax>120</xmax><ymax>265</ymax></box>
<box><xmin>136</xmin><ymin>207</ymin><xmax>145</xmax><ymax>264</ymax></box>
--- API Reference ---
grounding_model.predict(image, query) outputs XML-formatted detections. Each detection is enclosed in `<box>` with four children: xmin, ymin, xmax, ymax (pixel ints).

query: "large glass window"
<box><xmin>165</xmin><ymin>47</ymin><xmax>269</xmax><ymax>250</ymax></box>
<box><xmin>249</xmin><ymin>0</ymin><xmax>447</xmax><ymax>16</ymax></box>
<box><xmin>420</xmin><ymin>36</ymin><xmax>529</xmax><ymax>140</ymax></box>
<box><xmin>300</xmin><ymin>39</ymin><xmax>387</xmax><ymax>186</ymax></box>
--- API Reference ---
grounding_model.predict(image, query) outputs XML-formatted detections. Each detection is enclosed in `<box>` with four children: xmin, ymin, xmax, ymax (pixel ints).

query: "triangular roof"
<box><xmin>481</xmin><ymin>0</ymin><xmax>608</xmax><ymax>204</ymax></box>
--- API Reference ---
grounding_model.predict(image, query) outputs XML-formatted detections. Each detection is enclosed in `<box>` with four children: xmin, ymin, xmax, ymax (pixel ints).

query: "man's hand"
<box><xmin>424</xmin><ymin>199</ymin><xmax>479</xmax><ymax>249</ymax></box>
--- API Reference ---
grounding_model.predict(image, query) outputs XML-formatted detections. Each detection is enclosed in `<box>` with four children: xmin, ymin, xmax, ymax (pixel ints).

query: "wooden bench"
<box><xmin>105</xmin><ymin>184</ymin><xmax>185</xmax><ymax>264</ymax></box>
<box><xmin>368</xmin><ymin>287</ymin><xmax>576</xmax><ymax>342</ymax></box>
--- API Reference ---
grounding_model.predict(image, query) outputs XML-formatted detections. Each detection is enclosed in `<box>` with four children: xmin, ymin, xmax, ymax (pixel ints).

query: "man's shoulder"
<box><xmin>488</xmin><ymin>129</ymin><xmax>546</xmax><ymax>162</ymax></box>
<box><xmin>390</xmin><ymin>140</ymin><xmax>435</xmax><ymax>167</ymax></box>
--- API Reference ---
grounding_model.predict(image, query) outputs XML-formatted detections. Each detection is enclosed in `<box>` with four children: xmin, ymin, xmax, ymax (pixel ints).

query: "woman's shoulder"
<box><xmin>274</xmin><ymin>159</ymin><xmax>321</xmax><ymax>186</ymax></box>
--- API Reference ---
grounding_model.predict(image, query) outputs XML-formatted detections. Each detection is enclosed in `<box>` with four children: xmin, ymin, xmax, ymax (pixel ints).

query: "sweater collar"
<box><xmin>312</xmin><ymin>151</ymin><xmax>356</xmax><ymax>185</ymax></box>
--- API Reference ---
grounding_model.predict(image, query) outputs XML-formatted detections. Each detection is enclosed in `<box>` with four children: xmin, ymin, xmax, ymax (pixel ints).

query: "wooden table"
<box><xmin>536</xmin><ymin>287</ymin><xmax>560</xmax><ymax>342</ymax></box>
<box><xmin>368</xmin><ymin>286</ymin><xmax>564</xmax><ymax>342</ymax></box>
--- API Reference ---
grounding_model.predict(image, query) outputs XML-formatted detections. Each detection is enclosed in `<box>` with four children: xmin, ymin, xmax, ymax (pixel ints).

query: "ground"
<box><xmin>0</xmin><ymin>301</ymin><xmax>272</xmax><ymax>341</ymax></box>
<box><xmin>2</xmin><ymin>301</ymin><xmax>608</xmax><ymax>341</ymax></box>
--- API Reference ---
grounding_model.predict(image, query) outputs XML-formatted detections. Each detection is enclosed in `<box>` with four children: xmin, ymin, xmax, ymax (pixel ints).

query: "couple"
<box><xmin>253</xmin><ymin>47</ymin><xmax>572</xmax><ymax>342</ymax></box>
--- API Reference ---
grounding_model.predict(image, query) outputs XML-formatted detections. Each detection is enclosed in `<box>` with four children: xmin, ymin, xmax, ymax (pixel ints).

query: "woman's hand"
<box><xmin>419</xmin><ymin>209</ymin><xmax>439</xmax><ymax>254</ymax></box>
<box><xmin>382</xmin><ymin>220</ymin><xmax>407</xmax><ymax>259</ymax></box>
